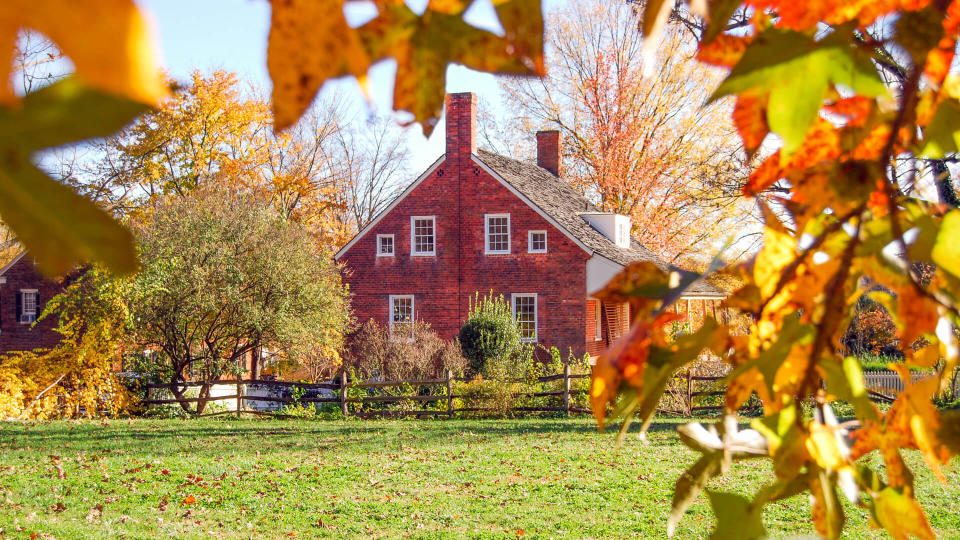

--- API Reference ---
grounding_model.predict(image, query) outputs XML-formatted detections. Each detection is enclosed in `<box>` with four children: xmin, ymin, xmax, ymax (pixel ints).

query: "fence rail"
<box><xmin>140</xmin><ymin>364</ymin><xmax>592</xmax><ymax>418</ymax></box>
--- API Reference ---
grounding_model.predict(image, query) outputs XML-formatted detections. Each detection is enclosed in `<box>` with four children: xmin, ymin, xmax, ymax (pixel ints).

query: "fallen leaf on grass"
<box><xmin>85</xmin><ymin>504</ymin><xmax>103</xmax><ymax>522</ymax></box>
<box><xmin>182</xmin><ymin>495</ymin><xmax>197</xmax><ymax>505</ymax></box>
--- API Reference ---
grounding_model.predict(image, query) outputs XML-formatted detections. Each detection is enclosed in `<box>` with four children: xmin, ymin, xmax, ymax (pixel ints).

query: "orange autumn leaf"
<box><xmin>266</xmin><ymin>0</ymin><xmax>544</xmax><ymax>132</ymax></box>
<box><xmin>696</xmin><ymin>34</ymin><xmax>750</xmax><ymax>69</ymax></box>
<box><xmin>182</xmin><ymin>495</ymin><xmax>197</xmax><ymax>505</ymax></box>
<box><xmin>788</xmin><ymin>118</ymin><xmax>842</xmax><ymax>170</ymax></box>
<box><xmin>825</xmin><ymin>96</ymin><xmax>874</xmax><ymax>128</ymax></box>
<box><xmin>267</xmin><ymin>0</ymin><xmax>370</xmax><ymax>130</ymax></box>
<box><xmin>744</xmin><ymin>152</ymin><xmax>783</xmax><ymax>195</ymax></box>
<box><xmin>0</xmin><ymin>0</ymin><xmax>166</xmax><ymax>107</ymax></box>
<box><xmin>733</xmin><ymin>91</ymin><xmax>769</xmax><ymax>155</ymax></box>
<box><xmin>896</xmin><ymin>285</ymin><xmax>940</xmax><ymax>347</ymax></box>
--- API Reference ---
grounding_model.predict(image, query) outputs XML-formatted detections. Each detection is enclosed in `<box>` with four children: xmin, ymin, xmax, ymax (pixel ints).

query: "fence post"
<box><xmin>340</xmin><ymin>371</ymin><xmax>348</xmax><ymax>418</ymax></box>
<box><xmin>236</xmin><ymin>378</ymin><xmax>242</xmax><ymax>418</ymax></box>
<box><xmin>446</xmin><ymin>370</ymin><xmax>454</xmax><ymax>417</ymax></box>
<box><xmin>563</xmin><ymin>363</ymin><xmax>571</xmax><ymax>416</ymax></box>
<box><xmin>686</xmin><ymin>369</ymin><xmax>693</xmax><ymax>417</ymax></box>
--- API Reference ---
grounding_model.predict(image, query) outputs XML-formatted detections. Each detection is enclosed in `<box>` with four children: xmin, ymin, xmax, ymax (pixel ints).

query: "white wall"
<box><xmin>586</xmin><ymin>254</ymin><xmax>624</xmax><ymax>296</ymax></box>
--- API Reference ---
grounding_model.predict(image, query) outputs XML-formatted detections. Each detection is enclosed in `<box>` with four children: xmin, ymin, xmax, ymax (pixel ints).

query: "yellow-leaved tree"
<box><xmin>0</xmin><ymin>268</ymin><xmax>134</xmax><ymax>419</ymax></box>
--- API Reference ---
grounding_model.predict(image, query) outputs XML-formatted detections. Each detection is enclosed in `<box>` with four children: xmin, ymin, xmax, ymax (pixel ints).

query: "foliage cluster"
<box><xmin>127</xmin><ymin>187</ymin><xmax>350</xmax><ymax>414</ymax></box>
<box><xmin>458</xmin><ymin>292</ymin><xmax>523</xmax><ymax>375</ymax></box>
<box><xmin>0</xmin><ymin>269</ymin><xmax>134</xmax><ymax>419</ymax></box>
<box><xmin>342</xmin><ymin>319</ymin><xmax>467</xmax><ymax>381</ymax></box>
<box><xmin>590</xmin><ymin>1</ymin><xmax>960</xmax><ymax>538</ymax></box>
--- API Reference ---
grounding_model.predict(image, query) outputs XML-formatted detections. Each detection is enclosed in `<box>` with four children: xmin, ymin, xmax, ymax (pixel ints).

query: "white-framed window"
<box><xmin>389</xmin><ymin>295</ymin><xmax>414</xmax><ymax>340</ymax></box>
<box><xmin>511</xmin><ymin>293</ymin><xmax>537</xmax><ymax>342</ymax></box>
<box><xmin>19</xmin><ymin>289</ymin><xmax>38</xmax><ymax>324</ymax></box>
<box><xmin>485</xmin><ymin>214</ymin><xmax>510</xmax><ymax>254</ymax></box>
<box><xmin>528</xmin><ymin>230</ymin><xmax>547</xmax><ymax>253</ymax></box>
<box><xmin>410</xmin><ymin>216</ymin><xmax>436</xmax><ymax>256</ymax></box>
<box><xmin>592</xmin><ymin>298</ymin><xmax>602</xmax><ymax>341</ymax></box>
<box><xmin>377</xmin><ymin>234</ymin><xmax>395</xmax><ymax>257</ymax></box>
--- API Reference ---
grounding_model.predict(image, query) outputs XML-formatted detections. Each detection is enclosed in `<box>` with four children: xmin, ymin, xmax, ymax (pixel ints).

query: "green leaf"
<box><xmin>919</xmin><ymin>99</ymin><xmax>960</xmax><ymax>158</ymax></box>
<box><xmin>933</xmin><ymin>210</ymin><xmax>960</xmax><ymax>279</ymax></box>
<box><xmin>706</xmin><ymin>491</ymin><xmax>766</xmax><ymax>540</ymax></box>
<box><xmin>701</xmin><ymin>0</ymin><xmax>741</xmax><ymax>46</ymax></box>
<box><xmin>0</xmin><ymin>77</ymin><xmax>146</xmax><ymax>275</ymax></box>
<box><xmin>0</xmin><ymin>158</ymin><xmax>137</xmax><ymax>275</ymax></box>
<box><xmin>820</xmin><ymin>356</ymin><xmax>879</xmax><ymax>421</ymax></box>
<box><xmin>669</xmin><ymin>453</ymin><xmax>722</xmax><ymax>537</ymax></box>
<box><xmin>711</xmin><ymin>28</ymin><xmax>887</xmax><ymax>156</ymax></box>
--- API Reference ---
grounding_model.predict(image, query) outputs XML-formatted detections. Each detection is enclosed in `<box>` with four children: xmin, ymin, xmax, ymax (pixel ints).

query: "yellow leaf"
<box><xmin>0</xmin><ymin>0</ymin><xmax>166</xmax><ymax>106</ymax></box>
<box><xmin>357</xmin><ymin>1</ymin><xmax>544</xmax><ymax>134</ymax></box>
<box><xmin>267</xmin><ymin>0</ymin><xmax>370</xmax><ymax>130</ymax></box>
<box><xmin>874</xmin><ymin>487</ymin><xmax>935</xmax><ymax>540</ymax></box>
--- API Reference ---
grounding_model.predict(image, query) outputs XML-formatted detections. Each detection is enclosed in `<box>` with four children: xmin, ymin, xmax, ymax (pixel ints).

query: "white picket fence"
<box><xmin>863</xmin><ymin>370</ymin><xmax>935</xmax><ymax>394</ymax></box>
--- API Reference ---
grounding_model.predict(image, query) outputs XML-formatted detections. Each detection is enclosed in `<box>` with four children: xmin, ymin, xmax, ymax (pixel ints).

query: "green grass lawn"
<box><xmin>1</xmin><ymin>417</ymin><xmax>958</xmax><ymax>539</ymax></box>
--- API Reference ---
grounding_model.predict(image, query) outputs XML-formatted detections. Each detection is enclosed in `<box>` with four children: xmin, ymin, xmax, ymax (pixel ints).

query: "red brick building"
<box><xmin>0</xmin><ymin>252</ymin><xmax>64</xmax><ymax>354</ymax></box>
<box><xmin>335</xmin><ymin>93</ymin><xmax>724</xmax><ymax>357</ymax></box>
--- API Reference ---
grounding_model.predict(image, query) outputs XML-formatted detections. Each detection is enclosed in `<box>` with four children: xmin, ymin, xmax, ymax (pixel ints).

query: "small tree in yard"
<box><xmin>129</xmin><ymin>187</ymin><xmax>349</xmax><ymax>414</ymax></box>
<box><xmin>458</xmin><ymin>292</ymin><xmax>521</xmax><ymax>376</ymax></box>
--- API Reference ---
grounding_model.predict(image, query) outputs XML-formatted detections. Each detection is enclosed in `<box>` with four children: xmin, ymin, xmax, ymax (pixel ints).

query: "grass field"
<box><xmin>1</xmin><ymin>417</ymin><xmax>958</xmax><ymax>539</ymax></box>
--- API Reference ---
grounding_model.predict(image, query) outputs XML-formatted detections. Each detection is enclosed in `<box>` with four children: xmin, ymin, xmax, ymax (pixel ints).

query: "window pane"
<box><xmin>414</xmin><ymin>219</ymin><xmax>434</xmax><ymax>254</ymax></box>
<box><xmin>379</xmin><ymin>236</ymin><xmax>393</xmax><ymax>255</ymax></box>
<box><xmin>530</xmin><ymin>232</ymin><xmax>546</xmax><ymax>251</ymax></box>
<box><xmin>487</xmin><ymin>216</ymin><xmax>509</xmax><ymax>252</ymax></box>
<box><xmin>514</xmin><ymin>296</ymin><xmax>536</xmax><ymax>340</ymax></box>
<box><xmin>391</xmin><ymin>297</ymin><xmax>413</xmax><ymax>338</ymax></box>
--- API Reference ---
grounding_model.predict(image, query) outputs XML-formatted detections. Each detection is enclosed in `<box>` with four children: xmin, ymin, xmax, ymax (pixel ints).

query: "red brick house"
<box><xmin>335</xmin><ymin>93</ymin><xmax>724</xmax><ymax>357</ymax></box>
<box><xmin>0</xmin><ymin>252</ymin><xmax>64</xmax><ymax>354</ymax></box>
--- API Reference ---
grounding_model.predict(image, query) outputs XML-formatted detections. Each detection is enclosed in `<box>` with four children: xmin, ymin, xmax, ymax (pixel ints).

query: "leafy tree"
<box><xmin>0</xmin><ymin>267</ymin><xmax>134</xmax><ymax>419</ymax></box>
<box><xmin>127</xmin><ymin>187</ymin><xmax>350</xmax><ymax>414</ymax></box>
<box><xmin>502</xmin><ymin>0</ymin><xmax>756</xmax><ymax>261</ymax></box>
<box><xmin>458</xmin><ymin>292</ymin><xmax>522</xmax><ymax>375</ymax></box>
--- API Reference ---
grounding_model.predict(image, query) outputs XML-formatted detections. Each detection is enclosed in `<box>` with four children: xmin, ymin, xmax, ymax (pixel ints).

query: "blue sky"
<box><xmin>138</xmin><ymin>0</ymin><xmax>562</xmax><ymax>170</ymax></box>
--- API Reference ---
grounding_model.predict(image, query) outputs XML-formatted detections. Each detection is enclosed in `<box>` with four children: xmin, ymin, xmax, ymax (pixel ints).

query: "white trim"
<box><xmin>376</xmin><ymin>234</ymin><xmax>395</xmax><ymax>257</ymax></box>
<box><xmin>0</xmin><ymin>277</ymin><xmax>5</xmax><ymax>285</ymax></box>
<box><xmin>471</xmin><ymin>155</ymin><xmax>593</xmax><ymax>255</ymax></box>
<box><xmin>0</xmin><ymin>252</ymin><xmax>26</xmax><ymax>277</ymax></box>
<box><xmin>511</xmin><ymin>293</ymin><xmax>538</xmax><ymax>343</ymax></box>
<box><xmin>19</xmin><ymin>288</ymin><xmax>38</xmax><ymax>324</ymax></box>
<box><xmin>484</xmin><ymin>213</ymin><xmax>510</xmax><ymax>254</ymax></box>
<box><xmin>388</xmin><ymin>294</ymin><xmax>415</xmax><ymax>341</ymax></box>
<box><xmin>334</xmin><ymin>157</ymin><xmax>444</xmax><ymax>260</ymax></box>
<box><xmin>679</xmin><ymin>295</ymin><xmax>727</xmax><ymax>300</ymax></box>
<box><xmin>528</xmin><ymin>230</ymin><xmax>547</xmax><ymax>253</ymax></box>
<box><xmin>410</xmin><ymin>215</ymin><xmax>436</xmax><ymax>256</ymax></box>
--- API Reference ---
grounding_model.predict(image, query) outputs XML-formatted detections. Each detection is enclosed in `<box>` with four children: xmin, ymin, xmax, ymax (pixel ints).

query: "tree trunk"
<box><xmin>169</xmin><ymin>373</ymin><xmax>194</xmax><ymax>413</ymax></box>
<box><xmin>933</xmin><ymin>160</ymin><xmax>960</xmax><ymax>208</ymax></box>
<box><xmin>196</xmin><ymin>383</ymin><xmax>211</xmax><ymax>415</ymax></box>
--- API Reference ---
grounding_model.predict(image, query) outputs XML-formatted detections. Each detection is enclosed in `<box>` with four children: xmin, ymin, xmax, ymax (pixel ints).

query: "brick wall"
<box><xmin>0</xmin><ymin>255</ymin><xmax>64</xmax><ymax>354</ymax></box>
<box><xmin>340</xmin><ymin>95</ymin><xmax>591</xmax><ymax>356</ymax></box>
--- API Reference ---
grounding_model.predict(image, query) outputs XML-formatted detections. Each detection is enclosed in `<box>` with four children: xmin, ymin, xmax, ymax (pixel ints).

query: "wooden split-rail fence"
<box><xmin>139</xmin><ymin>367</ymin><xmax>927</xmax><ymax>419</ymax></box>
<box><xmin>140</xmin><ymin>365</ymin><xmax>593</xmax><ymax>418</ymax></box>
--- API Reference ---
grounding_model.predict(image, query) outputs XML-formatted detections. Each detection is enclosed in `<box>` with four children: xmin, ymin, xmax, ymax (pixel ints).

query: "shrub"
<box><xmin>458</xmin><ymin>292</ymin><xmax>521</xmax><ymax>375</ymax></box>
<box><xmin>342</xmin><ymin>320</ymin><xmax>466</xmax><ymax>380</ymax></box>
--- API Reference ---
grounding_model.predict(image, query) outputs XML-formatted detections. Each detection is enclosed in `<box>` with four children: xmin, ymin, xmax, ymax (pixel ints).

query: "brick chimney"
<box><xmin>536</xmin><ymin>130</ymin><xmax>562</xmax><ymax>176</ymax></box>
<box><xmin>445</xmin><ymin>93</ymin><xmax>476</xmax><ymax>164</ymax></box>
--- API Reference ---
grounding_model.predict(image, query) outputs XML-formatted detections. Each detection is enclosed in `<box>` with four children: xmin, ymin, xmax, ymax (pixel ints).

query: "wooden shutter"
<box><xmin>16</xmin><ymin>291</ymin><xmax>22</xmax><ymax>323</ymax></box>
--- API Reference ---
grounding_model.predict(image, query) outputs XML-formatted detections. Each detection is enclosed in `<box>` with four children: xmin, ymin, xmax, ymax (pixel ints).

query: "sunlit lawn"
<box><xmin>1</xmin><ymin>417</ymin><xmax>958</xmax><ymax>539</ymax></box>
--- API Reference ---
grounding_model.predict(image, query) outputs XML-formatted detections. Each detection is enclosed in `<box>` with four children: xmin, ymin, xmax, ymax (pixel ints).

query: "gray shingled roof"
<box><xmin>476</xmin><ymin>150</ymin><xmax>726</xmax><ymax>298</ymax></box>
